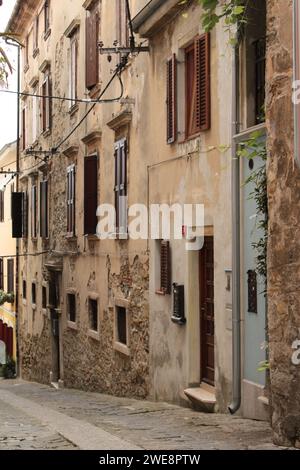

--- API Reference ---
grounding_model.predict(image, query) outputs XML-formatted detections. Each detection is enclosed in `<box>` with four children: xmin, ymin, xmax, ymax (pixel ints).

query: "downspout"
<box><xmin>228</xmin><ymin>41</ymin><xmax>241</xmax><ymax>414</ymax></box>
<box><xmin>16</xmin><ymin>44</ymin><xmax>20</xmax><ymax>376</ymax></box>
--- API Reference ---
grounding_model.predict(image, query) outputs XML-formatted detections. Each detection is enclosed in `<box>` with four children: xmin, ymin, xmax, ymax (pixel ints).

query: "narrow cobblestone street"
<box><xmin>0</xmin><ymin>379</ymin><xmax>280</xmax><ymax>450</ymax></box>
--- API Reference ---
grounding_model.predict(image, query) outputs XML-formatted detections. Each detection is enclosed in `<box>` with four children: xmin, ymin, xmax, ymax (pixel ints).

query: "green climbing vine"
<box><xmin>238</xmin><ymin>130</ymin><xmax>268</xmax><ymax>281</ymax></box>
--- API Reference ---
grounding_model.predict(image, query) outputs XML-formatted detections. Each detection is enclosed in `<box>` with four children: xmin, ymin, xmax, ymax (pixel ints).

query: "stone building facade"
<box><xmin>5</xmin><ymin>0</ymin><xmax>270</xmax><ymax>422</ymax></box>
<box><xmin>266</xmin><ymin>0</ymin><xmax>300</xmax><ymax>448</ymax></box>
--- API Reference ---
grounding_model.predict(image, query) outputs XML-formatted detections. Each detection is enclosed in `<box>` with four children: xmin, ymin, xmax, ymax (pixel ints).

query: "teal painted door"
<box><xmin>242</xmin><ymin>133</ymin><xmax>267</xmax><ymax>386</ymax></box>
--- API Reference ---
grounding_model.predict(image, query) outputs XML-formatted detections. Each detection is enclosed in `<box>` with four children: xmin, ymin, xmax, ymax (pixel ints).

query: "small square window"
<box><xmin>23</xmin><ymin>280</ymin><xmax>27</xmax><ymax>299</ymax></box>
<box><xmin>89</xmin><ymin>298</ymin><xmax>98</xmax><ymax>332</ymax></box>
<box><xmin>116</xmin><ymin>306</ymin><xmax>127</xmax><ymax>345</ymax></box>
<box><xmin>42</xmin><ymin>286</ymin><xmax>47</xmax><ymax>309</ymax></box>
<box><xmin>67</xmin><ymin>293</ymin><xmax>76</xmax><ymax>323</ymax></box>
<box><xmin>32</xmin><ymin>282</ymin><xmax>36</xmax><ymax>305</ymax></box>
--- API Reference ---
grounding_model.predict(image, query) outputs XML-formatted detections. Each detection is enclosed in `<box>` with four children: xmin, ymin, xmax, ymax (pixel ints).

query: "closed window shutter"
<box><xmin>31</xmin><ymin>185</ymin><xmax>37</xmax><ymax>238</ymax></box>
<box><xmin>46</xmin><ymin>75</ymin><xmax>52</xmax><ymax>130</ymax></box>
<box><xmin>160</xmin><ymin>240</ymin><xmax>171</xmax><ymax>294</ymax></box>
<box><xmin>166</xmin><ymin>54</ymin><xmax>177</xmax><ymax>144</ymax></box>
<box><xmin>40</xmin><ymin>181</ymin><xmax>48</xmax><ymax>238</ymax></box>
<box><xmin>0</xmin><ymin>258</ymin><xmax>3</xmax><ymax>290</ymax></box>
<box><xmin>7</xmin><ymin>259</ymin><xmax>14</xmax><ymax>293</ymax></box>
<box><xmin>22</xmin><ymin>191</ymin><xmax>28</xmax><ymax>238</ymax></box>
<box><xmin>67</xmin><ymin>165</ymin><xmax>75</xmax><ymax>237</ymax></box>
<box><xmin>195</xmin><ymin>33</ymin><xmax>210</xmax><ymax>132</ymax></box>
<box><xmin>0</xmin><ymin>191</ymin><xmax>4</xmax><ymax>222</ymax></box>
<box><xmin>22</xmin><ymin>108</ymin><xmax>26</xmax><ymax>150</ymax></box>
<box><xmin>86</xmin><ymin>6</ymin><xmax>99</xmax><ymax>90</ymax></box>
<box><xmin>84</xmin><ymin>155</ymin><xmax>98</xmax><ymax>235</ymax></box>
<box><xmin>114</xmin><ymin>139</ymin><xmax>127</xmax><ymax>236</ymax></box>
<box><xmin>11</xmin><ymin>192</ymin><xmax>23</xmax><ymax>238</ymax></box>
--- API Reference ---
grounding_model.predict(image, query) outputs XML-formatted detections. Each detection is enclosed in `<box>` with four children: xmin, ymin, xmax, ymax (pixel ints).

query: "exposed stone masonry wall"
<box><xmin>267</xmin><ymin>0</ymin><xmax>300</xmax><ymax>447</ymax></box>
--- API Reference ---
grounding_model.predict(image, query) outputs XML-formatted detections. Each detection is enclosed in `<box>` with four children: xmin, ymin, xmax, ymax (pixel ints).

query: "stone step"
<box><xmin>184</xmin><ymin>384</ymin><xmax>216</xmax><ymax>413</ymax></box>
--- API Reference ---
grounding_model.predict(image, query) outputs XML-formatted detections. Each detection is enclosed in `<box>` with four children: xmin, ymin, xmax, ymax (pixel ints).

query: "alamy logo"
<box><xmin>96</xmin><ymin>199</ymin><xmax>205</xmax><ymax>251</ymax></box>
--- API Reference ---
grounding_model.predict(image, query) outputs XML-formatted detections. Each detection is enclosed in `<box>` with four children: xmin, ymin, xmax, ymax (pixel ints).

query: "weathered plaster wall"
<box><xmin>266</xmin><ymin>0</ymin><xmax>300</xmax><ymax>447</ymax></box>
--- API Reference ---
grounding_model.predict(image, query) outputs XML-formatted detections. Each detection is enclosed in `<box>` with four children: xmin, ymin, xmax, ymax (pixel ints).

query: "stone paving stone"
<box><xmin>0</xmin><ymin>379</ymin><xmax>281</xmax><ymax>450</ymax></box>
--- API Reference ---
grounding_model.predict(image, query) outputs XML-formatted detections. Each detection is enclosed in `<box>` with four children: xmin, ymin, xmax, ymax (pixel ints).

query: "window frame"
<box><xmin>66</xmin><ymin>164</ymin><xmax>76</xmax><ymax>238</ymax></box>
<box><xmin>114</xmin><ymin>299</ymin><xmax>130</xmax><ymax>356</ymax></box>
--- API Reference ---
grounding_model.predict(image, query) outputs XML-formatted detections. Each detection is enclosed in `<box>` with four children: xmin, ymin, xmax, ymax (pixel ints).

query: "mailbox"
<box><xmin>171</xmin><ymin>283</ymin><xmax>186</xmax><ymax>325</ymax></box>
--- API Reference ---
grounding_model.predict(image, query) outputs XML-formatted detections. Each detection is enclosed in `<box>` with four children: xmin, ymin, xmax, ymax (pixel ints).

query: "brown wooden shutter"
<box><xmin>46</xmin><ymin>75</ymin><xmax>52</xmax><ymax>130</ymax></box>
<box><xmin>67</xmin><ymin>165</ymin><xmax>75</xmax><ymax>237</ymax></box>
<box><xmin>22</xmin><ymin>191</ymin><xmax>28</xmax><ymax>238</ymax></box>
<box><xmin>86</xmin><ymin>6</ymin><xmax>99</xmax><ymax>90</ymax></box>
<box><xmin>195</xmin><ymin>33</ymin><xmax>210</xmax><ymax>132</ymax></box>
<box><xmin>161</xmin><ymin>240</ymin><xmax>171</xmax><ymax>294</ymax></box>
<box><xmin>84</xmin><ymin>155</ymin><xmax>98</xmax><ymax>235</ymax></box>
<box><xmin>40</xmin><ymin>181</ymin><xmax>48</xmax><ymax>238</ymax></box>
<box><xmin>31</xmin><ymin>185</ymin><xmax>37</xmax><ymax>238</ymax></box>
<box><xmin>22</xmin><ymin>108</ymin><xmax>26</xmax><ymax>150</ymax></box>
<box><xmin>166</xmin><ymin>54</ymin><xmax>177</xmax><ymax>144</ymax></box>
<box><xmin>11</xmin><ymin>192</ymin><xmax>23</xmax><ymax>238</ymax></box>
<box><xmin>114</xmin><ymin>139</ymin><xmax>127</xmax><ymax>235</ymax></box>
<box><xmin>7</xmin><ymin>259</ymin><xmax>14</xmax><ymax>293</ymax></box>
<box><xmin>0</xmin><ymin>191</ymin><xmax>4</xmax><ymax>222</ymax></box>
<box><xmin>0</xmin><ymin>258</ymin><xmax>3</xmax><ymax>290</ymax></box>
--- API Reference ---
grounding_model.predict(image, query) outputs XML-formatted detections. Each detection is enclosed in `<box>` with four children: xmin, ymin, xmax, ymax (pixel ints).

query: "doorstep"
<box><xmin>184</xmin><ymin>383</ymin><xmax>216</xmax><ymax>413</ymax></box>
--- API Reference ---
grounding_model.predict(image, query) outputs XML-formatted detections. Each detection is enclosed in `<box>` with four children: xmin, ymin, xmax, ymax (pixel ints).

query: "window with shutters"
<box><xmin>185</xmin><ymin>33</ymin><xmax>210</xmax><ymax>139</ymax></box>
<box><xmin>241</xmin><ymin>0</ymin><xmax>266</xmax><ymax>128</ymax></box>
<box><xmin>84</xmin><ymin>155</ymin><xmax>98</xmax><ymax>235</ymax></box>
<box><xmin>41</xmin><ymin>70</ymin><xmax>52</xmax><ymax>133</ymax></box>
<box><xmin>85</xmin><ymin>2</ymin><xmax>99</xmax><ymax>90</ymax></box>
<box><xmin>7</xmin><ymin>259</ymin><xmax>14</xmax><ymax>293</ymax></box>
<box><xmin>22</xmin><ymin>191</ymin><xmax>28</xmax><ymax>238</ymax></box>
<box><xmin>11</xmin><ymin>192</ymin><xmax>23</xmax><ymax>239</ymax></box>
<box><xmin>22</xmin><ymin>107</ymin><xmax>27</xmax><ymax>150</ymax></box>
<box><xmin>116</xmin><ymin>0</ymin><xmax>129</xmax><ymax>49</ymax></box>
<box><xmin>0</xmin><ymin>258</ymin><xmax>3</xmax><ymax>290</ymax></box>
<box><xmin>67</xmin><ymin>165</ymin><xmax>76</xmax><ymax>237</ymax></box>
<box><xmin>40</xmin><ymin>180</ymin><xmax>48</xmax><ymax>238</ymax></box>
<box><xmin>33</xmin><ymin>15</ymin><xmax>39</xmax><ymax>54</ymax></box>
<box><xmin>32</xmin><ymin>84</ymin><xmax>39</xmax><ymax>143</ymax></box>
<box><xmin>31</xmin><ymin>185</ymin><xmax>37</xmax><ymax>239</ymax></box>
<box><xmin>0</xmin><ymin>190</ymin><xmax>4</xmax><ymax>222</ymax></box>
<box><xmin>44</xmin><ymin>0</ymin><xmax>51</xmax><ymax>37</ymax></box>
<box><xmin>24</xmin><ymin>35</ymin><xmax>29</xmax><ymax>69</ymax></box>
<box><xmin>114</xmin><ymin>139</ymin><xmax>127</xmax><ymax>237</ymax></box>
<box><xmin>166</xmin><ymin>54</ymin><xmax>177</xmax><ymax>144</ymax></box>
<box><xmin>156</xmin><ymin>240</ymin><xmax>171</xmax><ymax>295</ymax></box>
<box><xmin>69</xmin><ymin>31</ymin><xmax>79</xmax><ymax>109</ymax></box>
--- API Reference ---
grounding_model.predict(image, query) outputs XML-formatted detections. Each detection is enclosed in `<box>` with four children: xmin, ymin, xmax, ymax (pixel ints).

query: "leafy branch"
<box><xmin>0</xmin><ymin>290</ymin><xmax>14</xmax><ymax>306</ymax></box>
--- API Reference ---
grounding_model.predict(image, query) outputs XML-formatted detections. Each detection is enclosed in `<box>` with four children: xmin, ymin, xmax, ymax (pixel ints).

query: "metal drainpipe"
<box><xmin>228</xmin><ymin>42</ymin><xmax>242</xmax><ymax>415</ymax></box>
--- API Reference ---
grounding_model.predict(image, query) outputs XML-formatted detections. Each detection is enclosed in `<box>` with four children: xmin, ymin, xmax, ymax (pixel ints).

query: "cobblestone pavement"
<box><xmin>0</xmin><ymin>379</ymin><xmax>280</xmax><ymax>450</ymax></box>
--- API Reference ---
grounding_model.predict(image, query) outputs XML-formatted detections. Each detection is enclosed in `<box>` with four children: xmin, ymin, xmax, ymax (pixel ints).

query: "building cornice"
<box><xmin>6</xmin><ymin>0</ymin><xmax>40</xmax><ymax>37</ymax></box>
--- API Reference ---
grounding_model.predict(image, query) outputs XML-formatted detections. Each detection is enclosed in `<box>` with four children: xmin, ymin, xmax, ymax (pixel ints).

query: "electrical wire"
<box><xmin>0</xmin><ymin>87</ymin><xmax>124</xmax><ymax>104</ymax></box>
<box><xmin>0</xmin><ymin>251</ymin><xmax>49</xmax><ymax>259</ymax></box>
<box><xmin>53</xmin><ymin>65</ymin><xmax>125</xmax><ymax>153</ymax></box>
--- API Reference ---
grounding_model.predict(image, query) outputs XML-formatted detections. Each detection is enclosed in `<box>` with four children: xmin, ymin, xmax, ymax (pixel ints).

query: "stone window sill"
<box><xmin>42</xmin><ymin>129</ymin><xmax>51</xmax><ymax>138</ymax></box>
<box><xmin>32</xmin><ymin>304</ymin><xmax>37</xmax><ymax>311</ymax></box>
<box><xmin>69</xmin><ymin>104</ymin><xmax>79</xmax><ymax>116</ymax></box>
<box><xmin>33</xmin><ymin>47</ymin><xmax>39</xmax><ymax>59</ymax></box>
<box><xmin>44</xmin><ymin>29</ymin><xmax>51</xmax><ymax>41</ymax></box>
<box><xmin>67</xmin><ymin>321</ymin><xmax>78</xmax><ymax>331</ymax></box>
<box><xmin>114</xmin><ymin>341</ymin><xmax>130</xmax><ymax>357</ymax></box>
<box><xmin>88</xmin><ymin>329</ymin><xmax>100</xmax><ymax>341</ymax></box>
<box><xmin>155</xmin><ymin>289</ymin><xmax>167</xmax><ymax>296</ymax></box>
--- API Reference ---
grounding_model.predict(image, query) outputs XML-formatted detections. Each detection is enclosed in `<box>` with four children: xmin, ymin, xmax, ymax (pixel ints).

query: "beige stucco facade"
<box><xmin>0</xmin><ymin>141</ymin><xmax>17</xmax><ymax>361</ymax></box>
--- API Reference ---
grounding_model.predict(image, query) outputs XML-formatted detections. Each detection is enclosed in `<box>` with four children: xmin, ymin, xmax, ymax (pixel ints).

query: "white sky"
<box><xmin>0</xmin><ymin>0</ymin><xmax>18</xmax><ymax>150</ymax></box>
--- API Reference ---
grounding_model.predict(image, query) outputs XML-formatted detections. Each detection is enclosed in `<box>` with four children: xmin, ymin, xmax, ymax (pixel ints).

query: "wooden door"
<box><xmin>200</xmin><ymin>237</ymin><xmax>215</xmax><ymax>385</ymax></box>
